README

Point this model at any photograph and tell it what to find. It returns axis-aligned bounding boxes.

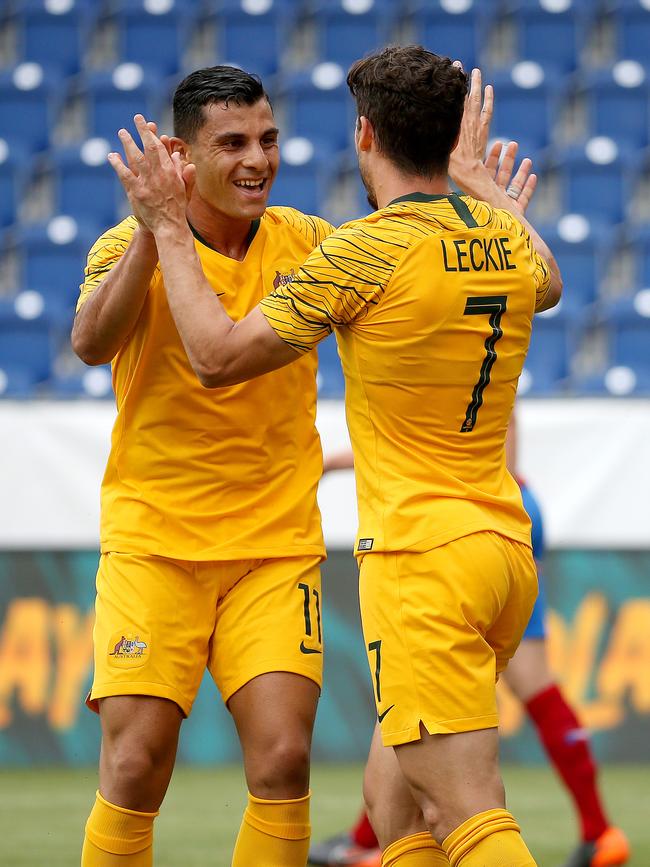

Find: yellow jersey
[260,193,551,555]
[78,208,334,560]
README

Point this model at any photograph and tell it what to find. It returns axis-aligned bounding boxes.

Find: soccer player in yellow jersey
[108,47,563,866]
[72,67,336,867]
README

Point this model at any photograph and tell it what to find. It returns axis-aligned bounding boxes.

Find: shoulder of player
[462,196,527,237]
[263,206,335,248]
[87,215,139,259]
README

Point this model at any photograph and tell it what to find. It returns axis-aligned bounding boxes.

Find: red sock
[351,810,379,849]
[526,684,609,842]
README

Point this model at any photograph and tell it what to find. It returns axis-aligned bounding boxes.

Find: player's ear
[169,137,190,163]
[357,116,374,152]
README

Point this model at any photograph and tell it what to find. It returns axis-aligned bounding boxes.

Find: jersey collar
[388,191,457,206]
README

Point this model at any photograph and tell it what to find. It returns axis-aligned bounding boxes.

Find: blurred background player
[309,422,629,867]
[72,66,337,867]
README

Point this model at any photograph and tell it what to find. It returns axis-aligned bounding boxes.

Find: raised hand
[484,140,537,215]
[448,67,494,190]
[449,68,537,214]
[108,114,196,235]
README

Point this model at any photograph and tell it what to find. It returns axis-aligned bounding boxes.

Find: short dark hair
[173,66,271,141]
[347,45,468,177]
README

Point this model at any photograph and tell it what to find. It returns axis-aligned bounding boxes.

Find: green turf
[0,763,648,866]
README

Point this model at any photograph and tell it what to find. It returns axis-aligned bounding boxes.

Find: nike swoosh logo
[377,704,395,722]
[300,641,322,655]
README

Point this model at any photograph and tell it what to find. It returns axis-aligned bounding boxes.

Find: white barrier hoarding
[1,399,649,549]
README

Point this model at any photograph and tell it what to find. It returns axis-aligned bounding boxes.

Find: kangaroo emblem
[109,636,127,655]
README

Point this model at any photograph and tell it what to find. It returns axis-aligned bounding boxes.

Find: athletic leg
[229,672,319,866]
[82,554,221,866]
[358,536,538,866]
[209,556,324,867]
[82,695,183,866]
[505,639,629,866]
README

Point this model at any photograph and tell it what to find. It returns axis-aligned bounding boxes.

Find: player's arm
[449,68,562,312]
[323,450,354,474]
[149,224,300,386]
[71,227,157,365]
[72,121,168,365]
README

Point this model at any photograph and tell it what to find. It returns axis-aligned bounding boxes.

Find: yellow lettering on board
[597,600,650,714]
[0,599,50,727]
[49,604,94,730]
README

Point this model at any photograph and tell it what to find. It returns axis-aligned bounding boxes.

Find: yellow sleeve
[259,221,400,353]
[494,209,551,312]
[76,217,138,311]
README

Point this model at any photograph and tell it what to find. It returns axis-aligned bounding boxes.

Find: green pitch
[1,764,648,866]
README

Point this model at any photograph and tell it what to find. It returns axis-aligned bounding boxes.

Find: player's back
[334,193,551,554]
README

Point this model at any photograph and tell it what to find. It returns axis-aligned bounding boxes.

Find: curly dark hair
[347,45,469,178]
[173,66,271,142]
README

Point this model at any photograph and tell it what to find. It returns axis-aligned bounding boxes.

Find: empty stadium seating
[310,0,397,69]
[213,0,297,77]
[1,0,649,397]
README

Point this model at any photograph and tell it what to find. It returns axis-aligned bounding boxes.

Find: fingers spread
[496,141,518,188]
[484,141,502,180]
[107,152,133,185]
[134,114,168,167]
[518,173,538,213]
[119,128,145,174]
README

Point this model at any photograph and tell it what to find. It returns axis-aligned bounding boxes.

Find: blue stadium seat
[0,63,64,153]
[626,224,650,288]
[553,139,636,224]
[112,0,198,76]
[520,307,577,394]
[411,0,486,71]
[50,139,124,226]
[604,292,650,373]
[311,0,397,69]
[14,218,99,321]
[488,64,563,149]
[317,335,345,398]
[581,63,650,149]
[538,216,613,312]
[214,0,297,77]
[83,65,165,143]
[282,64,355,152]
[0,139,31,227]
[51,365,114,399]
[506,0,595,73]
[12,0,98,75]
[0,300,56,390]
[269,138,338,216]
[611,0,650,67]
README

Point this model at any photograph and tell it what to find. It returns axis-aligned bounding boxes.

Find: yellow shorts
[359,531,537,747]
[88,553,323,716]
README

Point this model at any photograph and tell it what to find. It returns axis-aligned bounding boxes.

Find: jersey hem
[99,541,326,562]
[86,681,193,717]
[380,713,499,746]
[355,522,531,558]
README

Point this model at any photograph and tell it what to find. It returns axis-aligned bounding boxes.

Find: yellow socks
[382,831,450,865]
[443,809,536,866]
[81,791,158,866]
[231,791,311,866]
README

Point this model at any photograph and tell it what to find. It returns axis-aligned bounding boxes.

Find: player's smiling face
[184,98,279,221]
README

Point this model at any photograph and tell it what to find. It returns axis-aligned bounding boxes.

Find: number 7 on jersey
[460,295,508,433]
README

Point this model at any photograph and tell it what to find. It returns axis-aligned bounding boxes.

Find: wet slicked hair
[173,66,271,142]
[347,45,468,178]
